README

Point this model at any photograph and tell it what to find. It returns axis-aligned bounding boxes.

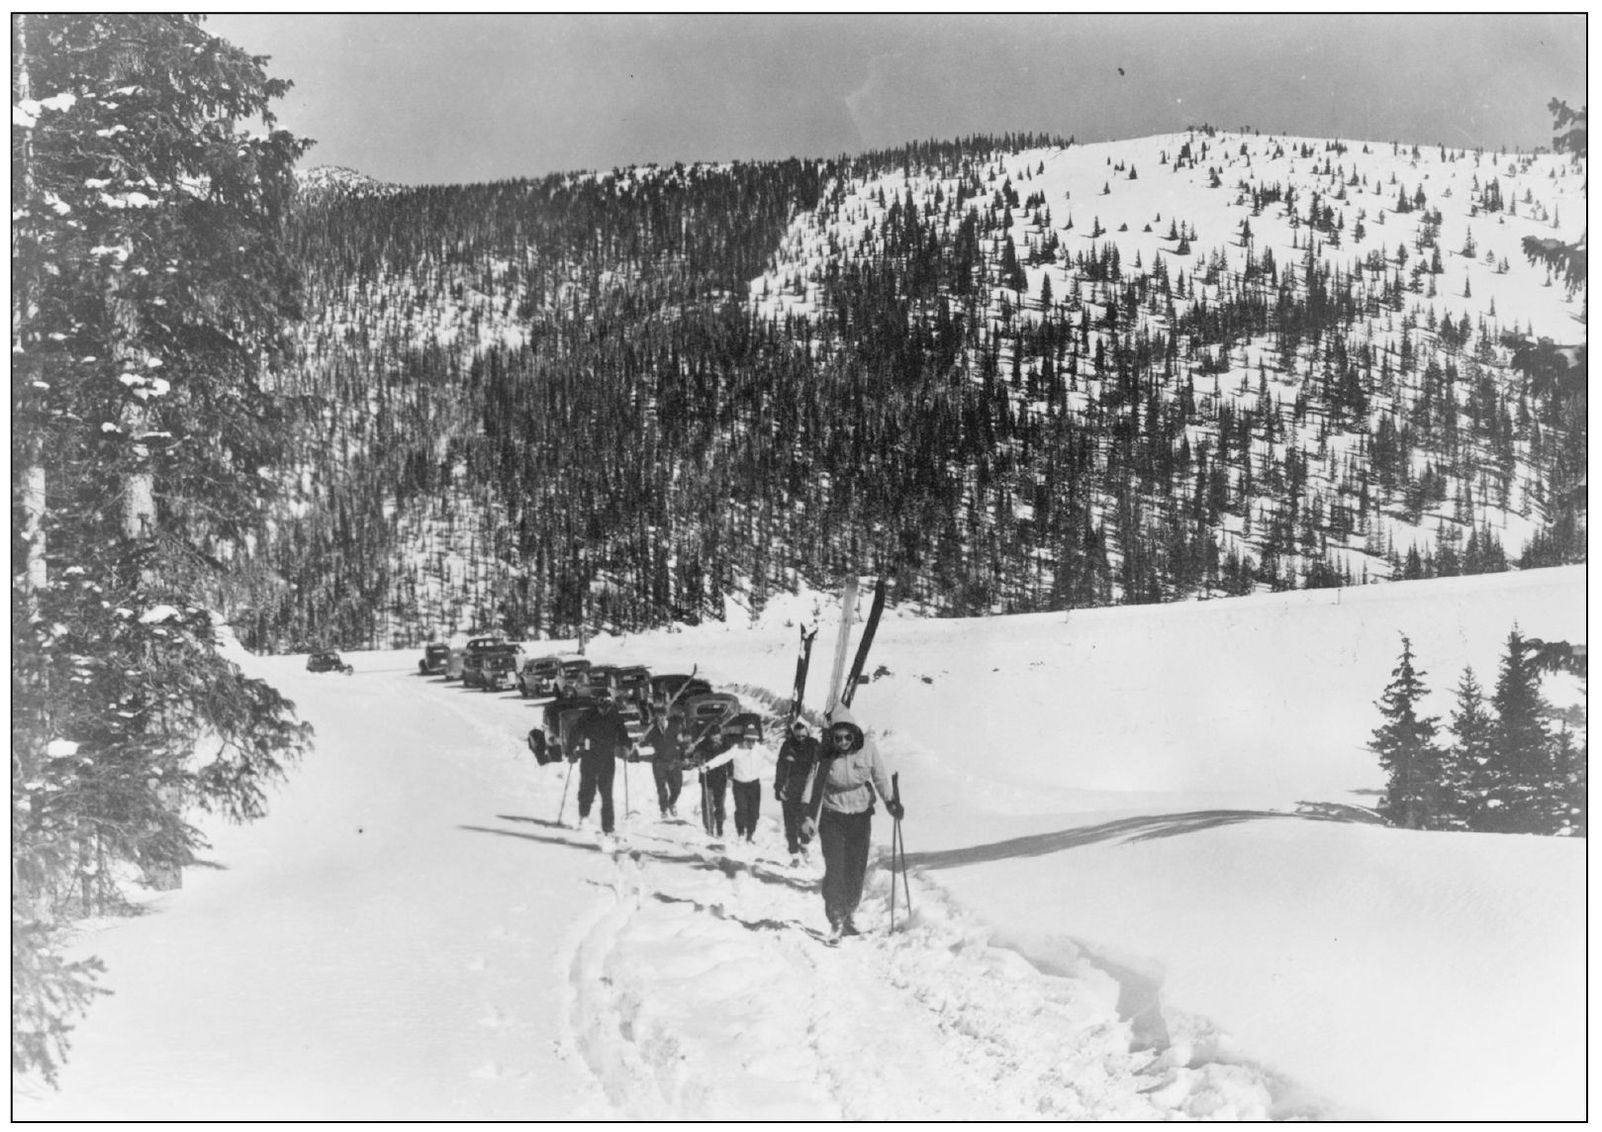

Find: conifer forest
[258,129,1585,651]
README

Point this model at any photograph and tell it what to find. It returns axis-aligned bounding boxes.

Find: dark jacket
[690,730,735,772]
[567,703,632,763]
[775,734,820,801]
[640,715,687,766]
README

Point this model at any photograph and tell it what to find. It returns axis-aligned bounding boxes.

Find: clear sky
[205,13,1586,187]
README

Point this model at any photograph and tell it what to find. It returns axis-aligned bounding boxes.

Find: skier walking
[775,720,820,862]
[567,693,633,838]
[800,707,902,938]
[700,716,769,844]
[639,702,687,819]
[689,725,735,839]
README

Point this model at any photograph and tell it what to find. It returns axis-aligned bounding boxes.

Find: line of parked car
[416,634,762,768]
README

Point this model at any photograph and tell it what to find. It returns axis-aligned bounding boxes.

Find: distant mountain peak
[296,164,400,201]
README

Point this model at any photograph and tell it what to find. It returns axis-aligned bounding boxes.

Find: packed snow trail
[525,808,1320,1120]
[15,656,1316,1120]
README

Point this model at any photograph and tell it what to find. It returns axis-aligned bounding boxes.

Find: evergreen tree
[1444,667,1497,830]
[1370,636,1441,829]
[1550,725,1586,837]
[1485,628,1553,833]
[11,14,313,1083]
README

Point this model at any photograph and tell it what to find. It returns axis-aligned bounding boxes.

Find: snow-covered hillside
[273,130,1583,649]
[13,565,1585,1120]
[750,130,1585,579]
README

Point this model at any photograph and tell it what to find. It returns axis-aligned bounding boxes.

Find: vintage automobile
[464,642,522,690]
[306,649,353,675]
[583,665,621,700]
[418,642,451,676]
[516,655,564,699]
[447,635,503,682]
[608,665,653,723]
[649,673,711,716]
[608,665,652,703]
[556,657,592,697]
[676,692,743,753]
[478,646,524,693]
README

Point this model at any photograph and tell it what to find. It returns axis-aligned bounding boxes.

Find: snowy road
[16,660,1305,1120]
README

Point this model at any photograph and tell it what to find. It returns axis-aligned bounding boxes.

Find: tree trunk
[14,16,47,603]
[21,457,47,594]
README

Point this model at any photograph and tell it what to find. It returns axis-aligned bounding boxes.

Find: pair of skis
[808,574,889,720]
[786,573,890,729]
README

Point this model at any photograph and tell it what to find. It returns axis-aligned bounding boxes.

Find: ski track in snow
[546,806,1322,1119]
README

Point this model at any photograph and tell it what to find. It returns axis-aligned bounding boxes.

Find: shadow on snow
[899,809,1345,871]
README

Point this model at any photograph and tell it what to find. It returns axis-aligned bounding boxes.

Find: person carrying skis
[566,692,632,837]
[700,715,769,844]
[639,701,687,819]
[800,706,902,938]
[775,719,820,861]
[688,723,734,840]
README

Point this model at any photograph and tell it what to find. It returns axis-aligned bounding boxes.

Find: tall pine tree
[1486,628,1553,833]
[1443,667,1496,831]
[12,15,313,1083]
[1370,635,1441,829]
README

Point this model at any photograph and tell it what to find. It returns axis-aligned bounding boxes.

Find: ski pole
[698,763,710,836]
[557,756,576,826]
[890,772,910,930]
[889,827,898,934]
[895,819,911,919]
[622,747,631,818]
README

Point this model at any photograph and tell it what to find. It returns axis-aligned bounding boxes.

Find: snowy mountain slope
[749,130,1584,581]
[14,565,1585,1120]
[268,130,1584,650]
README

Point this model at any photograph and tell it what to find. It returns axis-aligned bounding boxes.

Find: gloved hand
[887,800,905,821]
[800,817,816,843]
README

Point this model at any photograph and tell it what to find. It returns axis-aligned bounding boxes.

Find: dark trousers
[731,778,761,838]
[780,797,808,854]
[651,759,683,812]
[700,765,729,836]
[819,808,873,926]
[577,750,616,834]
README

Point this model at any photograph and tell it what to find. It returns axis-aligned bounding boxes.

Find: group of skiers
[564,693,905,939]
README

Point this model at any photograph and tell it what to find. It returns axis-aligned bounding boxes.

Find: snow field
[15,565,1586,1120]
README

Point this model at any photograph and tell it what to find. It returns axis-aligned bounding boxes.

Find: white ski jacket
[701,742,771,783]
